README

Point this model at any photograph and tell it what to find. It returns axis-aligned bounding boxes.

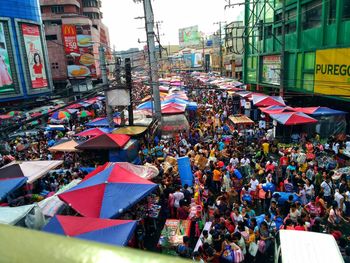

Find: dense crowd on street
[1,73,350,262]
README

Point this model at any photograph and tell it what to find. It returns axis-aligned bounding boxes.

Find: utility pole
[280,0,286,97]
[156,22,162,59]
[99,45,114,129]
[125,58,134,126]
[143,0,161,123]
[219,22,224,76]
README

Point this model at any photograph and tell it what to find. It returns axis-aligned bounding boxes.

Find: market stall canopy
[0,177,27,200]
[252,94,286,107]
[48,140,81,153]
[50,111,71,120]
[38,179,81,218]
[58,163,157,218]
[66,103,83,109]
[162,98,189,105]
[0,224,188,263]
[112,126,148,136]
[229,115,254,125]
[187,102,198,111]
[0,114,13,120]
[82,162,159,182]
[45,125,66,131]
[293,106,347,116]
[85,117,122,127]
[75,128,112,137]
[43,216,137,247]
[76,134,131,150]
[270,112,318,125]
[136,101,153,110]
[0,161,63,183]
[260,105,296,114]
[0,204,45,229]
[161,103,186,114]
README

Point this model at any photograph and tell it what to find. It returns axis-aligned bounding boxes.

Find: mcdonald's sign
[62,24,79,54]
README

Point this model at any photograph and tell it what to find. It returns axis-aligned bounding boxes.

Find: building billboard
[179,26,200,48]
[314,48,350,96]
[0,22,14,94]
[262,55,280,85]
[63,25,96,79]
[21,23,48,89]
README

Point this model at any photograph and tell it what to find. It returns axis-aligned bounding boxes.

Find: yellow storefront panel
[314,48,350,96]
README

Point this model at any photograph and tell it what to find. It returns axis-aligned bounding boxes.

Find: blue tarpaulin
[177,156,193,187]
[0,177,27,200]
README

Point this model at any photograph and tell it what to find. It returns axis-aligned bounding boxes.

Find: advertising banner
[0,22,14,94]
[192,53,203,68]
[63,25,96,79]
[21,23,48,89]
[179,26,200,48]
[262,55,280,85]
[314,48,350,96]
[62,25,79,54]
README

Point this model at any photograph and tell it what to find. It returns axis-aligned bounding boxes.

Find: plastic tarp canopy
[82,162,159,181]
[85,117,122,127]
[187,102,198,111]
[229,115,254,125]
[136,101,153,110]
[58,163,157,218]
[112,126,148,136]
[161,103,186,114]
[0,177,27,200]
[259,105,296,114]
[38,179,81,217]
[75,128,112,137]
[45,125,66,131]
[0,161,63,184]
[177,157,193,187]
[252,94,286,107]
[0,224,188,263]
[76,134,131,150]
[43,215,137,247]
[48,140,81,153]
[162,98,189,105]
[161,114,189,135]
[293,106,347,116]
[269,112,318,125]
[0,204,45,229]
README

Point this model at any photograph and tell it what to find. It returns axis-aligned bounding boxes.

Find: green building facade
[243,0,350,100]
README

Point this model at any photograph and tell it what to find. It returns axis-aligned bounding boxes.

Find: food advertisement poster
[63,24,96,79]
[21,23,48,89]
[0,22,15,94]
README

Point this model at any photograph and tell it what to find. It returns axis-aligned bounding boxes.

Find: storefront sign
[262,55,281,85]
[314,48,350,96]
[0,22,15,94]
[21,23,48,89]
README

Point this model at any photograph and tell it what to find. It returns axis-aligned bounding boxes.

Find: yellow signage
[314,48,350,96]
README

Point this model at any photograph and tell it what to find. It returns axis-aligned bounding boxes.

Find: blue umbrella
[0,177,27,200]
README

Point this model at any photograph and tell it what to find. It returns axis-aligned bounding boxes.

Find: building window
[264,25,272,38]
[286,22,296,34]
[343,0,350,19]
[83,12,100,19]
[46,35,57,41]
[304,52,315,70]
[274,26,282,36]
[303,74,314,91]
[302,0,322,29]
[329,0,337,23]
[51,5,64,14]
[82,0,98,7]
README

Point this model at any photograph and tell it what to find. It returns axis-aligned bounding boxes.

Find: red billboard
[62,25,79,54]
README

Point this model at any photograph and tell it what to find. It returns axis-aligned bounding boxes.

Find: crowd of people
[1,73,350,262]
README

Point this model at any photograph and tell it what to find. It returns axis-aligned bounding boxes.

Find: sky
[101,0,244,51]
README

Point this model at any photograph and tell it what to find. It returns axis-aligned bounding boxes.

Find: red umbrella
[269,112,318,125]
[252,94,286,107]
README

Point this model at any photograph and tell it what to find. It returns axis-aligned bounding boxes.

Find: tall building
[243,0,350,105]
[40,0,111,93]
[0,0,53,103]
[224,21,244,79]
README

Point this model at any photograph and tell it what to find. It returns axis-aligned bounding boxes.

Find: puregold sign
[314,48,350,96]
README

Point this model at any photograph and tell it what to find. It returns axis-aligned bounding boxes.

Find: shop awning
[229,115,254,125]
[48,140,81,153]
[252,94,286,107]
[293,106,347,116]
[76,134,131,150]
[269,112,318,125]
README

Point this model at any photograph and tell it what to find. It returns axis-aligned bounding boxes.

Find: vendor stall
[158,219,191,255]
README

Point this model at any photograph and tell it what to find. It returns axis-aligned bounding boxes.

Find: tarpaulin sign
[177,156,193,187]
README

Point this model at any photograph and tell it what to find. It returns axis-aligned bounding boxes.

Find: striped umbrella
[7,111,23,117]
[78,110,93,118]
[51,111,71,120]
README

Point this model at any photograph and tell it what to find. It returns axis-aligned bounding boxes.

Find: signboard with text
[62,25,79,54]
[262,55,281,86]
[179,26,200,48]
[0,22,15,94]
[314,48,350,96]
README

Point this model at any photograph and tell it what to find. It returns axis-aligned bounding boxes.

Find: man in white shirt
[321,177,333,205]
[249,175,259,192]
[334,188,345,212]
[230,155,239,167]
[173,186,185,208]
